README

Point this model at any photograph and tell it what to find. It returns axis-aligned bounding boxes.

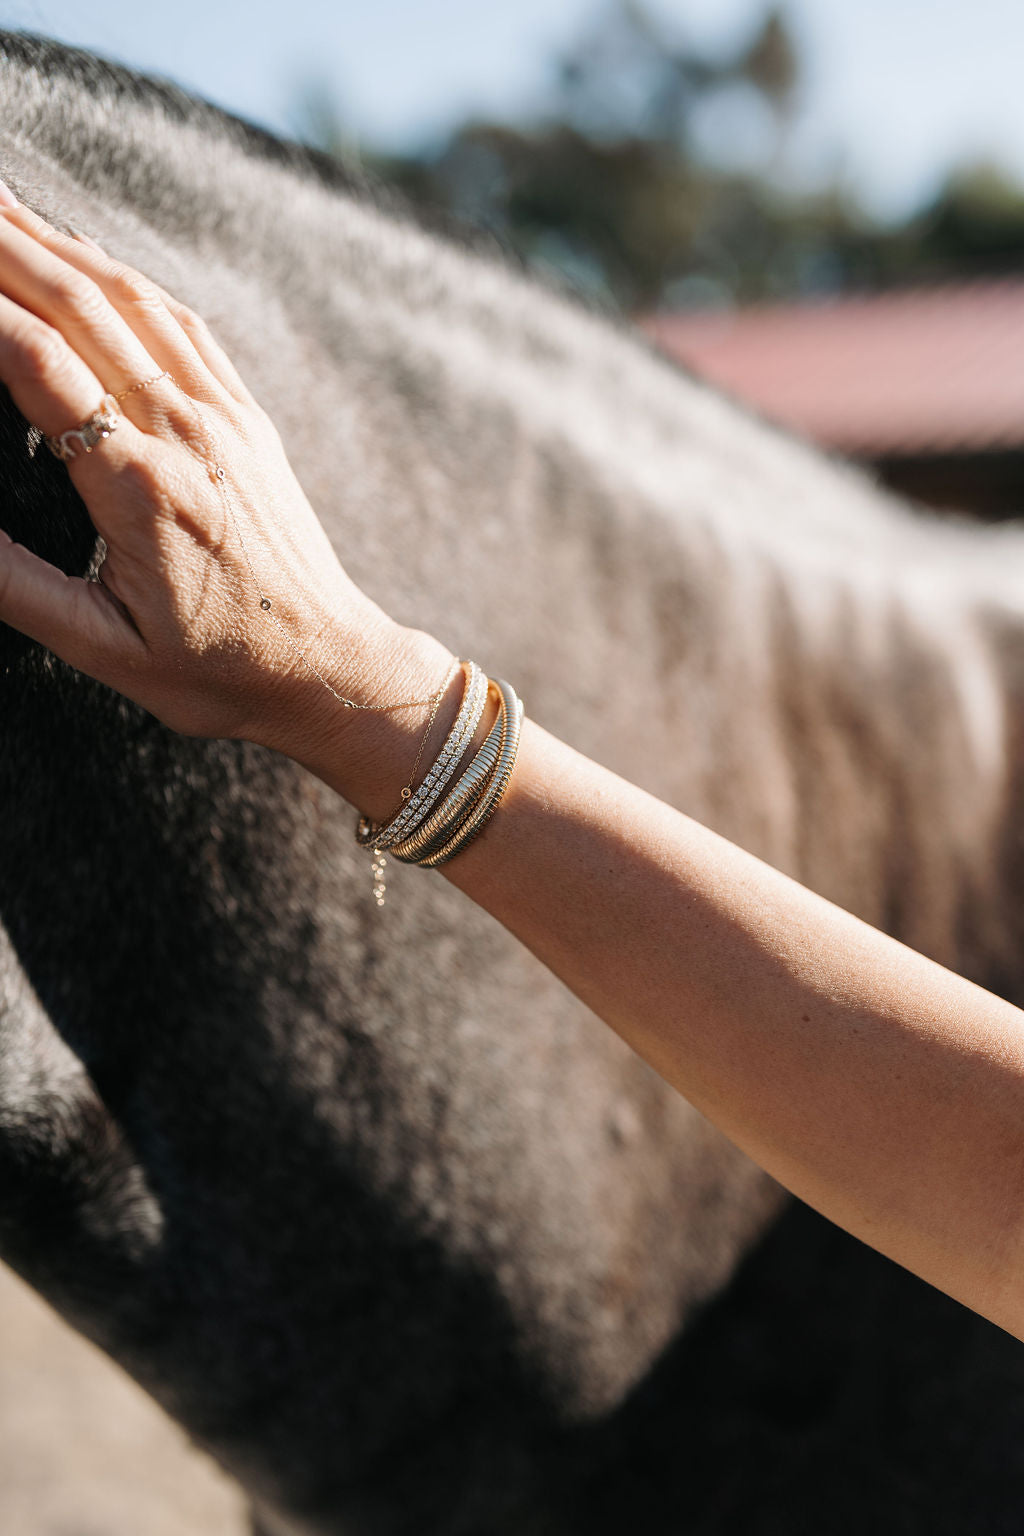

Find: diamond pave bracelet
[355,660,488,852]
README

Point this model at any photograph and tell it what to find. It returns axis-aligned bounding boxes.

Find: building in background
[642,280,1024,521]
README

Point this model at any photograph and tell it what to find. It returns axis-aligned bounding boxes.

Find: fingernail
[0,177,18,209]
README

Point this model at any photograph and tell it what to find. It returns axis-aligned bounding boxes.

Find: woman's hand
[0,195,457,812]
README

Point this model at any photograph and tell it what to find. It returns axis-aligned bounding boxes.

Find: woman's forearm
[423,718,1024,1341]
[291,656,1024,1338]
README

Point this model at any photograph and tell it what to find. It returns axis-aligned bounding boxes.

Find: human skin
[0,193,1022,1343]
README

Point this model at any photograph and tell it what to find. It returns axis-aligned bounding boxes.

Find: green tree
[294,4,1024,311]
[298,1,802,310]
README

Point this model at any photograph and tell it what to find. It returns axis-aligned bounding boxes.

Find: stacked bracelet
[395,679,523,867]
[389,689,505,863]
[355,660,524,891]
[355,660,488,850]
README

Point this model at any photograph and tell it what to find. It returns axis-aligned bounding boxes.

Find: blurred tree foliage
[296,1,1024,313]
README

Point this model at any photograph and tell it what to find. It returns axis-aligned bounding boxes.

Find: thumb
[0,529,139,678]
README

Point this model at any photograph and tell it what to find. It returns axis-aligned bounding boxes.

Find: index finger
[0,288,148,495]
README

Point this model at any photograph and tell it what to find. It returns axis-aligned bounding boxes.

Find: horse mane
[0,30,598,320]
[0,31,368,195]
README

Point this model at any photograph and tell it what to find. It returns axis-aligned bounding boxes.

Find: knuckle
[46,268,102,318]
[249,400,277,440]
[109,267,163,316]
[214,393,270,448]
[17,322,70,384]
[175,302,212,340]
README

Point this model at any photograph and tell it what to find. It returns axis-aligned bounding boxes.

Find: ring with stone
[44,393,120,462]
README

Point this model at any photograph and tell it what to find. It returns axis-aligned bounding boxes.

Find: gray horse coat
[2,33,1024,1536]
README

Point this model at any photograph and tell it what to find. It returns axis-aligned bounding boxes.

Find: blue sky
[4,0,1024,222]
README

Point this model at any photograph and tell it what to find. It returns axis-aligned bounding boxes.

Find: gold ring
[44,394,119,462]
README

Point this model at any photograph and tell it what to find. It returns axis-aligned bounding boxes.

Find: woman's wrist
[248,610,463,820]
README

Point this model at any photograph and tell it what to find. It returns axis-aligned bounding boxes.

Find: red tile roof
[641,279,1024,457]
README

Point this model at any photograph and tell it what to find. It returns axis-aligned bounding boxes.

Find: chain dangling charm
[371,850,388,907]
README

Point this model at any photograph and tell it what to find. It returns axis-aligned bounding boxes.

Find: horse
[2,31,1024,1536]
